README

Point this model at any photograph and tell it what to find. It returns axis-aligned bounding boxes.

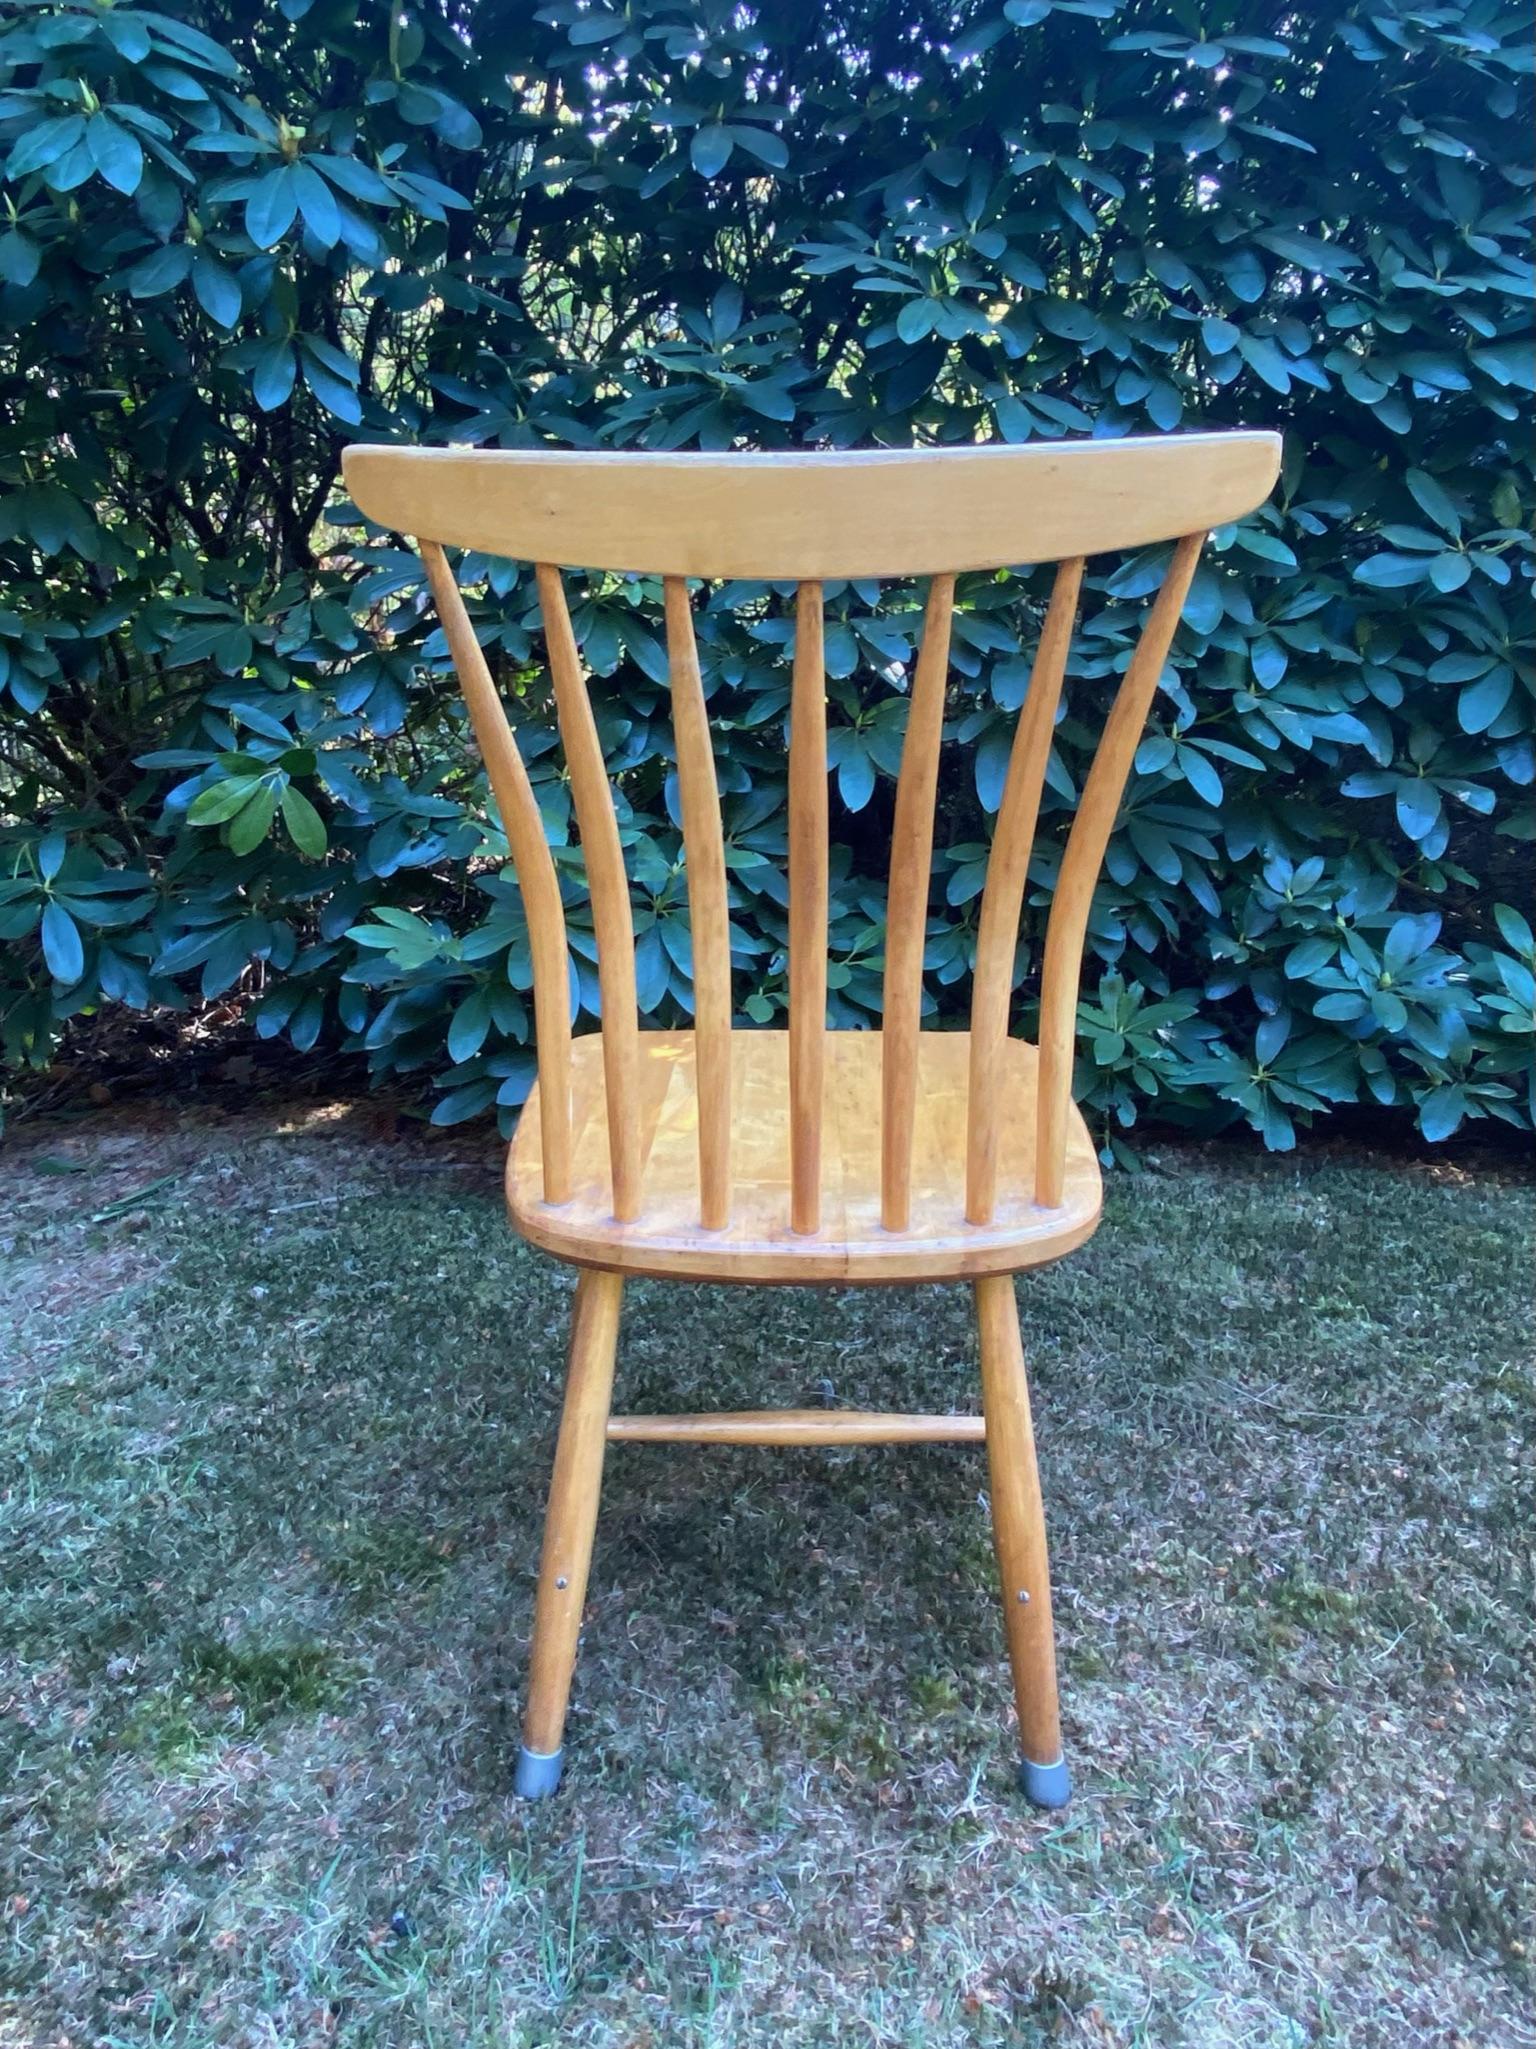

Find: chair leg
[513,1267,624,1799]
[974,1273,1070,1809]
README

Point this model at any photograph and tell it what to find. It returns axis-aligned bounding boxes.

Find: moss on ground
[0,1107,1530,2046]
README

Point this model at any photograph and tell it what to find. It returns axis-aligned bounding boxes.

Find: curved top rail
[341,434,1281,580]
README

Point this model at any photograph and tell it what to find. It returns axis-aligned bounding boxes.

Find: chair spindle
[1034,531,1206,1206]
[420,541,572,1206]
[880,573,956,1233]
[965,557,1085,1226]
[536,562,643,1223]
[663,577,732,1230]
[788,580,828,1235]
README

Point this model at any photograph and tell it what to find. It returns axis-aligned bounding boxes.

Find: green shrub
[1,0,1531,1152]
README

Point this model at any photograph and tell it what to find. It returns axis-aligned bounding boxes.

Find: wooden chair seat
[507,1029,1102,1285]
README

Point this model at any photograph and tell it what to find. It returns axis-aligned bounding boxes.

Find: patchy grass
[0,1107,1530,2048]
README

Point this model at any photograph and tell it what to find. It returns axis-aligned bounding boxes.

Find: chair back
[343,436,1280,1231]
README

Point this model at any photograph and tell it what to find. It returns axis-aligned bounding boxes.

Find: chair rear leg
[514,1267,624,1798]
[974,1273,1070,1809]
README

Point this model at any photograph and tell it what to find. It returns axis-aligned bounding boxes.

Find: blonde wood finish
[663,577,732,1229]
[520,1267,624,1758]
[966,557,1084,1226]
[536,564,642,1222]
[1034,532,1205,1207]
[344,435,1283,1798]
[606,1410,986,1446]
[344,436,1280,580]
[788,581,828,1235]
[881,574,956,1232]
[419,543,573,1205]
[975,1274,1063,1772]
[508,1029,1101,1284]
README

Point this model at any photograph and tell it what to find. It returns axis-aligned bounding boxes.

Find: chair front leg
[514,1267,625,1799]
[974,1273,1070,1809]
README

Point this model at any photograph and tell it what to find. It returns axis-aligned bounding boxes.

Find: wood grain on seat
[507,1029,1101,1285]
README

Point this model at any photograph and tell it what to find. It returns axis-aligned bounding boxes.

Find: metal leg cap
[1018,1754,1071,1810]
[513,1745,564,1799]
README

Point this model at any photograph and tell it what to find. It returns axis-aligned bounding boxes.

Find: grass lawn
[2,1105,1530,2048]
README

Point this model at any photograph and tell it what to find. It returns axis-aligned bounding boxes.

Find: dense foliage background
[1,0,1531,1152]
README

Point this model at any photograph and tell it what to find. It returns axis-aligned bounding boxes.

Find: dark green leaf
[896,298,935,343]
[252,341,297,411]
[1458,667,1514,734]
[0,232,41,286]
[1395,781,1441,841]
[1493,904,1534,955]
[40,901,84,984]
[301,351,362,423]
[7,114,85,178]
[191,251,242,328]
[128,242,194,297]
[229,783,278,855]
[1353,553,1430,589]
[731,125,788,170]
[691,126,733,178]
[188,775,263,824]
[292,161,340,247]
[1404,467,1461,539]
[1183,116,1227,156]
[1417,1084,1466,1142]
[280,784,328,856]
[85,115,144,195]
[1238,334,1291,393]
[246,165,299,248]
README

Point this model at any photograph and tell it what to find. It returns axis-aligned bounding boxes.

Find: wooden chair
[342,434,1281,1807]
